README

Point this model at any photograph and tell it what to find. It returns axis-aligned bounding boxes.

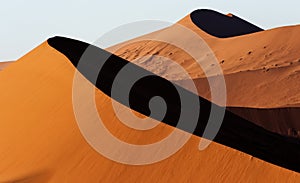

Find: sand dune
[49,36,300,172]
[0,9,300,182]
[109,10,300,108]
[106,10,300,140]
[190,9,263,38]
[0,38,299,182]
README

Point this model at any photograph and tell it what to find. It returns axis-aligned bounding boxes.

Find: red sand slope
[0,41,299,182]
[106,12,300,138]
[109,14,300,108]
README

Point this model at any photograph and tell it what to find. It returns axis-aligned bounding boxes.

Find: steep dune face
[0,40,299,182]
[175,70,300,137]
[106,10,300,138]
[48,37,300,173]
[228,107,300,138]
[108,10,300,108]
[190,9,264,38]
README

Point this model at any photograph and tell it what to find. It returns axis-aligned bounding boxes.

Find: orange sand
[0,41,299,182]
[0,61,13,71]
[109,14,300,108]
[105,13,300,138]
[1,10,300,182]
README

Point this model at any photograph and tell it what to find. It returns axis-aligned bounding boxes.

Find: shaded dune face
[190,9,263,38]
[176,75,300,138]
[48,36,300,173]
[107,9,300,139]
[228,107,300,138]
[110,11,300,108]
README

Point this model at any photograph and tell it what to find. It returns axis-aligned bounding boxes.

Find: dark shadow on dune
[176,77,300,139]
[228,107,300,138]
[48,36,300,172]
[190,9,264,38]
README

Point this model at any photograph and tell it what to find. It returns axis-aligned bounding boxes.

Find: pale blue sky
[1,0,300,61]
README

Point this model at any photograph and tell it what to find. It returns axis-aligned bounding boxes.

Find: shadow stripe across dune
[48,36,300,172]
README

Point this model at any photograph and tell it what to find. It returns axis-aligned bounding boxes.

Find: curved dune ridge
[48,36,300,172]
[0,37,299,182]
[190,9,264,38]
[107,9,300,138]
[0,9,300,182]
[108,9,300,108]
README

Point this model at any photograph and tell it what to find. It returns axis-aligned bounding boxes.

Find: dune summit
[109,9,300,139]
[190,9,264,38]
[0,9,300,182]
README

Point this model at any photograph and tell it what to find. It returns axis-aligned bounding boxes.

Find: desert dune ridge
[48,36,300,173]
[0,9,300,182]
[107,10,300,109]
[0,39,298,182]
